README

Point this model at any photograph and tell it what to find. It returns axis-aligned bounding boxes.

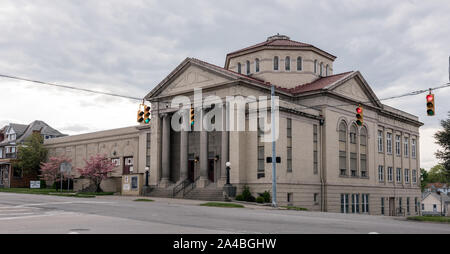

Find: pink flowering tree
[77,154,114,193]
[40,156,72,184]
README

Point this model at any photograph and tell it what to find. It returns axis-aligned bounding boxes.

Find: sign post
[59,162,72,192]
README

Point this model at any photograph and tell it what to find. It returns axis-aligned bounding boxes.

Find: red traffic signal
[356,106,364,126]
[426,94,435,116]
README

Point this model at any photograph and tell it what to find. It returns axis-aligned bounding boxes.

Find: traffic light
[426,93,435,116]
[190,107,195,126]
[137,109,144,123]
[356,106,363,126]
[144,105,151,124]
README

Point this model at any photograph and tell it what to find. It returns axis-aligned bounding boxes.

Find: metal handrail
[172,178,191,198]
[183,176,200,196]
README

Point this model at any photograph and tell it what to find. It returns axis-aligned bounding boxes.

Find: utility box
[122,173,143,196]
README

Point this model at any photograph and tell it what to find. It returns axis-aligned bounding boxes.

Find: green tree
[427,164,448,183]
[434,111,450,182]
[13,133,48,175]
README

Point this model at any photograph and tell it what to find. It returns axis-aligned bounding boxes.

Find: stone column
[160,114,171,187]
[219,103,228,187]
[198,109,209,188]
[179,129,188,182]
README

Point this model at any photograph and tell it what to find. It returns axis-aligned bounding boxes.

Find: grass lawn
[200,202,244,208]
[0,188,113,197]
[407,216,450,223]
[134,199,154,202]
[282,206,308,211]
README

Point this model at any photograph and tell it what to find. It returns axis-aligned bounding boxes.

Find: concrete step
[144,188,174,198]
[184,188,225,201]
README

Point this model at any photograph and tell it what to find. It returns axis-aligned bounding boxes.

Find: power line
[1,72,449,113]
[0,74,143,101]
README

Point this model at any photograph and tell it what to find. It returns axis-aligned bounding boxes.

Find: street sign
[30,181,40,189]
[60,162,72,173]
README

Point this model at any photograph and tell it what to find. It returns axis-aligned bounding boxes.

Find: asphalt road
[0,192,448,234]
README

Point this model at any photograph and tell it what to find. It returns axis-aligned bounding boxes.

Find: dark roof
[147,57,354,99]
[0,121,66,146]
[288,71,355,94]
[228,36,313,56]
[9,123,28,136]
[226,34,337,64]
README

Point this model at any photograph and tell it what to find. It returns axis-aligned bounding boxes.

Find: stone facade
[44,126,143,192]
[143,35,422,216]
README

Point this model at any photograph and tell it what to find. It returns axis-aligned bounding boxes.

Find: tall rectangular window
[287,118,292,172]
[404,137,409,157]
[341,194,349,213]
[395,135,401,156]
[412,169,417,184]
[381,198,385,215]
[399,197,403,213]
[387,167,393,182]
[146,133,151,167]
[405,169,410,183]
[407,197,410,214]
[313,124,318,175]
[378,130,383,153]
[386,133,392,154]
[414,197,418,213]
[396,168,402,183]
[412,139,416,158]
[257,121,265,178]
[360,154,367,177]
[362,194,369,213]
[352,194,360,213]
[350,153,357,176]
[378,165,384,182]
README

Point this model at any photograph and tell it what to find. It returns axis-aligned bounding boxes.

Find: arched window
[285,56,290,71]
[297,57,302,71]
[237,63,241,74]
[360,127,368,177]
[246,60,250,75]
[273,56,279,71]
[326,64,329,76]
[339,122,347,176]
[350,124,357,177]
[314,59,317,74]
[320,62,323,76]
[255,58,260,73]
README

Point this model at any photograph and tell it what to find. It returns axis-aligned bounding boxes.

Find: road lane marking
[14,201,115,208]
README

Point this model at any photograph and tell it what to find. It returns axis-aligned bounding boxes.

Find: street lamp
[145,167,150,187]
[225,162,231,185]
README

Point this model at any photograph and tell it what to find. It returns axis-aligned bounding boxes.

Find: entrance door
[188,160,195,182]
[389,197,395,216]
[123,157,134,175]
[208,159,215,182]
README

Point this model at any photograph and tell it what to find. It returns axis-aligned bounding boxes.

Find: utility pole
[271,84,277,208]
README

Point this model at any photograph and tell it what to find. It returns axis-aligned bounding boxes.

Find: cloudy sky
[0,0,449,169]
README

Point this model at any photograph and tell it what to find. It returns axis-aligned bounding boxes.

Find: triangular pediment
[329,72,381,107]
[146,58,237,99]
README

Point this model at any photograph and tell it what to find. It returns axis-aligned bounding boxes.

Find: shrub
[256,196,265,203]
[241,185,256,202]
[40,180,47,189]
[260,191,271,203]
[235,194,244,201]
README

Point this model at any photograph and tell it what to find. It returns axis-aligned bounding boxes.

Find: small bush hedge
[256,196,265,203]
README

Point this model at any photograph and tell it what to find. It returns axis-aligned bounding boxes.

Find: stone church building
[45,34,422,216]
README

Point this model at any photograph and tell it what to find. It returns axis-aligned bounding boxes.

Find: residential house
[421,192,450,216]
[0,120,66,188]
[425,183,450,195]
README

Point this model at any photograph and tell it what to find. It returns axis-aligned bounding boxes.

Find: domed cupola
[225,34,337,89]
